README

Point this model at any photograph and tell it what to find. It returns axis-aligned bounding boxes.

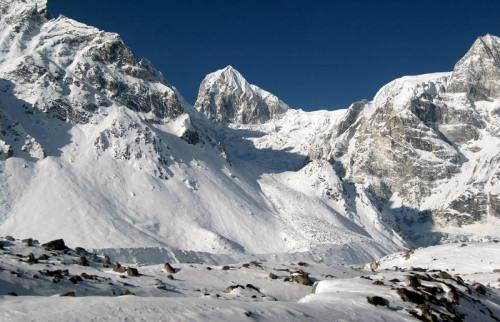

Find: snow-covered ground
[0,237,499,321]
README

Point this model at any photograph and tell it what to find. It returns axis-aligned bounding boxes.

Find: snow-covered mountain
[194,65,288,124]
[0,0,499,262]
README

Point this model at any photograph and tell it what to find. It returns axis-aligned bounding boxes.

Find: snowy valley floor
[0,237,499,321]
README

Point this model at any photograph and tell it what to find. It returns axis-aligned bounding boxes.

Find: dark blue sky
[50,0,500,110]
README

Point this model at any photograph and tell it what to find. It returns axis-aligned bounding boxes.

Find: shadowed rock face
[194,66,288,124]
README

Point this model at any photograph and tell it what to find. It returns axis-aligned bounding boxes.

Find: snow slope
[0,0,499,263]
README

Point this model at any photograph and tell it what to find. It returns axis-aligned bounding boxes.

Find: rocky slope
[0,0,498,261]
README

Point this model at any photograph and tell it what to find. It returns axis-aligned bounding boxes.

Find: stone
[163,263,175,274]
[245,284,260,292]
[79,256,89,266]
[69,275,83,284]
[291,272,313,286]
[75,247,88,255]
[26,253,38,264]
[22,238,34,246]
[367,296,390,306]
[37,254,49,261]
[112,263,127,274]
[406,275,421,288]
[268,272,278,280]
[103,255,111,267]
[397,288,426,305]
[42,239,67,251]
[126,267,139,277]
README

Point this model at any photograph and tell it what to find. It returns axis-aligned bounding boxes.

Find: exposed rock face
[194,66,288,124]
[447,34,500,100]
[0,0,183,124]
[322,35,500,237]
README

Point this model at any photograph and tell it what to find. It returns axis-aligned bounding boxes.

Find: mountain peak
[447,34,500,99]
[194,66,288,124]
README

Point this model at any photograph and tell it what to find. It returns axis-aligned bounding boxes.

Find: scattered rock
[404,249,415,260]
[163,263,175,274]
[225,284,245,293]
[367,296,390,306]
[26,253,38,264]
[397,288,426,305]
[22,238,34,246]
[5,236,15,241]
[42,239,68,251]
[167,274,174,280]
[291,271,313,286]
[438,271,453,280]
[7,292,18,296]
[297,261,309,267]
[406,275,421,288]
[369,261,379,271]
[37,254,49,261]
[81,272,97,280]
[75,247,88,255]
[222,266,231,271]
[473,283,487,295]
[79,256,89,267]
[60,291,76,297]
[39,269,69,279]
[126,267,139,277]
[268,272,278,280]
[69,275,83,284]
[372,280,385,286]
[246,284,260,292]
[112,263,127,274]
[103,255,111,267]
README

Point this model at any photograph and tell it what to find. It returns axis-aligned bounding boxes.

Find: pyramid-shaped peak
[195,66,288,124]
[447,33,500,99]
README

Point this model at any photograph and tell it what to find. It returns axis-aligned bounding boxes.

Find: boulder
[75,247,88,255]
[127,267,139,277]
[37,254,49,261]
[268,272,278,280]
[42,239,67,251]
[367,296,390,306]
[79,256,89,266]
[112,263,127,274]
[397,288,426,305]
[26,253,38,264]
[163,263,175,274]
[22,238,34,246]
[291,271,313,286]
